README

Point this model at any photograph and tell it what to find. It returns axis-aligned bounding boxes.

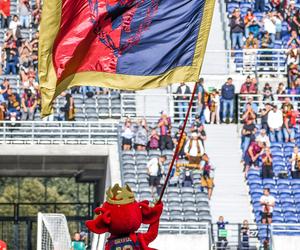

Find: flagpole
[158,81,199,203]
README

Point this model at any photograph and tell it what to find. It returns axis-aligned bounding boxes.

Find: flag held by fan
[39,0,215,116]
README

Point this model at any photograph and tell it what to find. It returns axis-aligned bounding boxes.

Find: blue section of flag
[116,0,205,76]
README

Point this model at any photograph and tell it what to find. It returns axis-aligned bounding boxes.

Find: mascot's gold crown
[106,184,135,205]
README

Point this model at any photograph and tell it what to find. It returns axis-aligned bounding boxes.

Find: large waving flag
[39,0,215,116]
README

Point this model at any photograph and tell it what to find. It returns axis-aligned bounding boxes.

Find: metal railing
[0,121,119,144]
[238,94,300,124]
[120,93,200,122]
[140,222,210,234]
[233,49,287,76]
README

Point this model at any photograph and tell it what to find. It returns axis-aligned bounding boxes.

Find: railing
[271,223,300,236]
[140,222,210,235]
[120,93,200,123]
[211,223,262,250]
[201,49,287,76]
[233,49,287,76]
[0,121,119,144]
[238,94,300,124]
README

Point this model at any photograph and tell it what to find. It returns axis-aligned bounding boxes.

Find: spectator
[221,77,235,123]
[276,82,286,95]
[134,118,148,151]
[241,220,250,250]
[4,42,18,75]
[240,76,257,94]
[147,155,166,198]
[281,97,294,117]
[244,32,259,49]
[184,132,205,167]
[5,87,21,121]
[173,125,187,159]
[283,109,296,143]
[261,147,274,179]
[245,96,259,113]
[8,15,21,39]
[244,140,264,176]
[287,30,300,47]
[274,12,283,41]
[242,103,256,122]
[201,154,215,200]
[229,8,244,50]
[260,188,275,224]
[286,44,300,85]
[0,0,10,28]
[0,78,10,101]
[0,103,7,121]
[255,0,265,12]
[60,93,75,121]
[197,78,205,123]
[260,103,272,131]
[157,111,173,150]
[182,169,193,187]
[241,118,256,159]
[292,9,300,35]
[256,128,271,148]
[71,232,85,250]
[290,146,300,179]
[262,83,274,102]
[21,89,37,120]
[267,105,283,142]
[121,118,134,150]
[261,31,273,49]
[19,40,33,75]
[175,82,191,121]
[263,13,276,44]
[210,89,220,124]
[149,128,159,150]
[244,10,260,38]
[32,3,42,28]
[217,216,229,250]
[19,0,30,28]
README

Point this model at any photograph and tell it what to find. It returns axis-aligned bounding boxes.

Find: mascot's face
[86,200,160,235]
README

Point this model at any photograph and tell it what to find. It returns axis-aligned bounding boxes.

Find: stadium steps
[205,124,254,223]
[201,0,228,75]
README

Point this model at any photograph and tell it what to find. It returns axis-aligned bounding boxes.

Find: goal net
[37,213,71,250]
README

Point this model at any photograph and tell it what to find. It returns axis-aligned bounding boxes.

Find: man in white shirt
[184,132,205,167]
[147,155,167,198]
[260,188,276,224]
[267,105,283,142]
[263,12,276,44]
[256,129,271,147]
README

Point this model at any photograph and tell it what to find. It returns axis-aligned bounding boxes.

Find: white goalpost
[37,213,72,250]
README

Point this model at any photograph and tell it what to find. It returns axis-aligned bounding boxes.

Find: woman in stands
[261,147,274,179]
[121,118,134,150]
[134,118,148,151]
[289,146,300,179]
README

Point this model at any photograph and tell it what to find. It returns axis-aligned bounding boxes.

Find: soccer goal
[37,213,72,250]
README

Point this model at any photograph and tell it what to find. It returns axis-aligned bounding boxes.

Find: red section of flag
[52,0,121,83]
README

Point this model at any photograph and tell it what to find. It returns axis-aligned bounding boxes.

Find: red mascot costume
[86,184,163,250]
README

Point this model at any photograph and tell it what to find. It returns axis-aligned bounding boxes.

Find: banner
[39,0,215,116]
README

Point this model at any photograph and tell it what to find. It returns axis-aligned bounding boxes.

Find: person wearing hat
[184,132,205,167]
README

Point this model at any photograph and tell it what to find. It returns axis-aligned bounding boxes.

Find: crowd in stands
[227,0,300,84]
[121,111,215,200]
[241,95,298,176]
